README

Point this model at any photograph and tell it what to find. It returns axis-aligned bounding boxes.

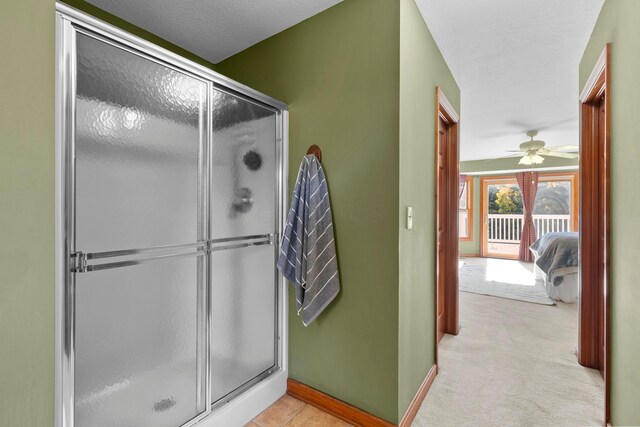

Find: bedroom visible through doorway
[421,1,609,425]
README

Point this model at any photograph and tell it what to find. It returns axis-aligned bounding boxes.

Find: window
[533,173,578,234]
[459,176,473,240]
[479,172,578,259]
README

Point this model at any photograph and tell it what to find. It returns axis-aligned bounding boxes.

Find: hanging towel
[277,155,340,326]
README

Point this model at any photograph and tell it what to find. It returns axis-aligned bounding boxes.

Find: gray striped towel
[277,155,340,326]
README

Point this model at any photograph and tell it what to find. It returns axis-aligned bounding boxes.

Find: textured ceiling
[416,0,604,161]
[86,0,342,63]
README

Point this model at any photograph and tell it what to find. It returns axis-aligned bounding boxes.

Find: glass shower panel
[74,32,207,253]
[74,256,204,427]
[67,21,284,426]
[210,244,276,403]
[210,89,277,239]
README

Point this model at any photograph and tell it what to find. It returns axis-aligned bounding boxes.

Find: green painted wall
[460,156,578,175]
[398,0,460,417]
[581,1,640,424]
[0,0,55,426]
[459,176,481,256]
[61,0,217,70]
[217,0,401,422]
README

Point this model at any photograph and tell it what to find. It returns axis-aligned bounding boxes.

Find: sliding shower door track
[210,365,279,411]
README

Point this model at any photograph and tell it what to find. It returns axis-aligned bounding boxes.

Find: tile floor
[246,395,353,427]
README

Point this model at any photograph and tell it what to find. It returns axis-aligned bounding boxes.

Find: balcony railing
[487,214,572,243]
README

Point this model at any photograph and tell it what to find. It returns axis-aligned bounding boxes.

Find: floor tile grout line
[279,401,307,426]
[250,398,307,427]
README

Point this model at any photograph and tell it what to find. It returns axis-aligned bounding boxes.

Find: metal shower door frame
[54,4,289,427]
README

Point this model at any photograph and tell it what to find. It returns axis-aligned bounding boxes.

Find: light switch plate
[406,206,413,229]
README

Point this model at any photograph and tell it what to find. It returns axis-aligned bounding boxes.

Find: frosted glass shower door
[210,89,279,404]
[72,31,208,427]
[210,244,277,403]
[74,257,205,427]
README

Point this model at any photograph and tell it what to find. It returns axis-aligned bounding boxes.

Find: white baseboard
[197,370,287,427]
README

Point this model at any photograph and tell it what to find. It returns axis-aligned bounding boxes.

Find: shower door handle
[70,235,274,273]
[70,241,208,273]
[206,234,274,253]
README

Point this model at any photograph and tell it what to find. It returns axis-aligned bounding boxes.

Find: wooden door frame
[578,44,610,426]
[434,87,460,367]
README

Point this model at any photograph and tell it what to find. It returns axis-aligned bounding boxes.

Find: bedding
[530,232,579,303]
[530,232,579,286]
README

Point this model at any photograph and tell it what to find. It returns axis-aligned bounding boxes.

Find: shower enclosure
[55,5,288,427]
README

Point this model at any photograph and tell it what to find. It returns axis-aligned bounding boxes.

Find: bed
[529,232,579,303]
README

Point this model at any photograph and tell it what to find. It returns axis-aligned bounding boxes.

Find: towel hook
[306,145,322,163]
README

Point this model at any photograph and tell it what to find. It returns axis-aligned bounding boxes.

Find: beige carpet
[414,290,604,426]
[459,258,555,306]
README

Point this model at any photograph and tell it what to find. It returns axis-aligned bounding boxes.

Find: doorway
[435,87,460,353]
[579,44,611,424]
[480,176,521,259]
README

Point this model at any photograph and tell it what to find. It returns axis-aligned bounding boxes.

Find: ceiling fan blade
[542,152,579,159]
[505,150,523,153]
[545,145,579,151]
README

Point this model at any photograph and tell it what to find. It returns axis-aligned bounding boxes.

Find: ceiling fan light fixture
[518,154,544,166]
[507,131,572,166]
[531,154,545,164]
[518,155,533,165]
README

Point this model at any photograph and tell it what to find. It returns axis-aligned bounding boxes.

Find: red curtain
[516,172,539,262]
[459,174,468,199]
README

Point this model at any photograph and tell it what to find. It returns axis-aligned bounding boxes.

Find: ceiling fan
[505,131,579,165]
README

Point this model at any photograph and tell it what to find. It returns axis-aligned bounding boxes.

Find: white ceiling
[416,0,604,161]
[86,0,342,63]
